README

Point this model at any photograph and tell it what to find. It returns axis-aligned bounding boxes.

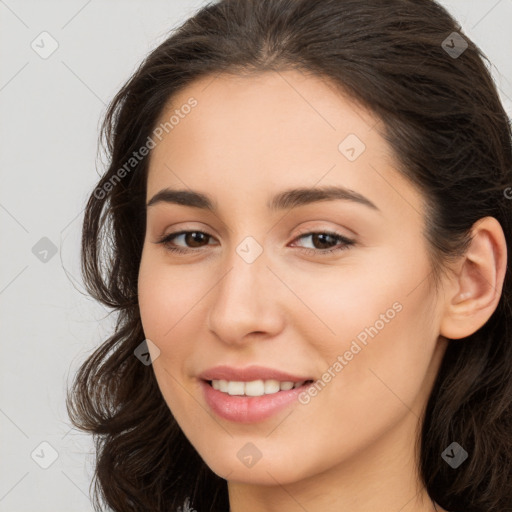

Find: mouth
[200,378,315,423]
[205,379,315,397]
[197,365,316,422]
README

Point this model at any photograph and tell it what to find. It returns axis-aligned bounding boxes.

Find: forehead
[146,70,424,220]
[151,69,380,162]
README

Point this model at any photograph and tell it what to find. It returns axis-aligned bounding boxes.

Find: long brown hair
[67,1,512,510]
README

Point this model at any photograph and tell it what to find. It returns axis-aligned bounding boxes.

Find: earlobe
[439,216,507,340]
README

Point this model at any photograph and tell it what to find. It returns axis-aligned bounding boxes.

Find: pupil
[187,232,207,247]
[313,233,335,249]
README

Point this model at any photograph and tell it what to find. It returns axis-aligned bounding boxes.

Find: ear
[439,216,508,340]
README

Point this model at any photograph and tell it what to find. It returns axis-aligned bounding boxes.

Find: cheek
[138,253,206,419]
[138,251,205,342]
[138,256,196,390]
[282,249,421,352]
[289,246,438,401]
[279,267,439,475]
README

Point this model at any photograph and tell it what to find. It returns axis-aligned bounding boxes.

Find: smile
[201,379,315,423]
[210,379,311,396]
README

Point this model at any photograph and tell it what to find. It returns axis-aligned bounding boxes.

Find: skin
[137,69,507,512]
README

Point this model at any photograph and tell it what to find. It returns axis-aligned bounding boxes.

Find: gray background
[1,1,511,510]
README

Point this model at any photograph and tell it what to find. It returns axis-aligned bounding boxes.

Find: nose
[206,244,285,346]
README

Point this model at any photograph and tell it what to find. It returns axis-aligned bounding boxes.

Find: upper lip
[198,365,313,382]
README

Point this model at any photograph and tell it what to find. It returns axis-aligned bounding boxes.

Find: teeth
[210,379,307,397]
[264,379,280,394]
[245,380,265,396]
[227,381,245,395]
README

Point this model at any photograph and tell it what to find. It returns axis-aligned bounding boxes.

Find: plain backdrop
[1,1,511,510]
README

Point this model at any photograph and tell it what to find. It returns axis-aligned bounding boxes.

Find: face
[138,70,448,486]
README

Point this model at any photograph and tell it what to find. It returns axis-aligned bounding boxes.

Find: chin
[198,445,316,486]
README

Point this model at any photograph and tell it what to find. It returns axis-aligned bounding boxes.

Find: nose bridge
[207,238,282,342]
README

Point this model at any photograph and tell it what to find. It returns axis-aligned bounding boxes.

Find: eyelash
[155,229,355,257]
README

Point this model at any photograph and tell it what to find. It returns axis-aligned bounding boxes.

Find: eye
[290,230,355,256]
[156,230,217,254]
[155,229,355,256]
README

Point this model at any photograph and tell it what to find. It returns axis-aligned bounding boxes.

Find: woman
[67,0,512,511]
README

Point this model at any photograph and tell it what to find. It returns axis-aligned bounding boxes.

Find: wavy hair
[66,0,512,511]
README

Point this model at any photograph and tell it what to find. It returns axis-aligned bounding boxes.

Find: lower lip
[200,380,310,423]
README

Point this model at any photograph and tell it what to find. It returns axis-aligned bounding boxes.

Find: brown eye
[156,230,217,254]
[307,233,339,250]
[182,231,210,247]
[291,231,355,256]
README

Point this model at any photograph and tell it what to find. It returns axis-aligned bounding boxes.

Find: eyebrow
[146,185,380,212]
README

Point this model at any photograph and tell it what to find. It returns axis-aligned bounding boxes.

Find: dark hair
[66,0,512,511]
